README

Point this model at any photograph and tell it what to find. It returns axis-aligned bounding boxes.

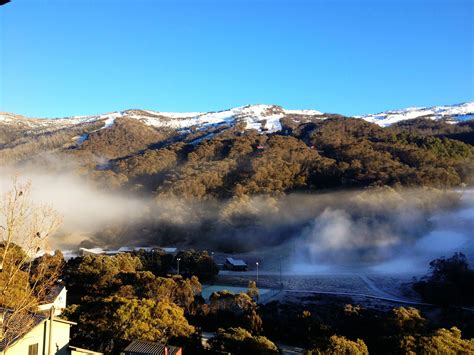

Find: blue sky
[0,0,472,117]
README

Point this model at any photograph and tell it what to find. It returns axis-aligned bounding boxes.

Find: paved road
[358,275,411,301]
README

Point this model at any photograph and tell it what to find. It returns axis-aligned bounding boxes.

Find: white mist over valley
[1,166,472,277]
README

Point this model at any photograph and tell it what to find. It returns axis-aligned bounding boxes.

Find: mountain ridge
[1,102,474,197]
[1,102,473,134]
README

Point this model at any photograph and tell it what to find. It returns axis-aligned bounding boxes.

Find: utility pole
[48,306,55,355]
[279,258,282,287]
[256,261,259,284]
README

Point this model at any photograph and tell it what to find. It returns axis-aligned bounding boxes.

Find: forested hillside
[92,117,474,197]
[1,110,473,199]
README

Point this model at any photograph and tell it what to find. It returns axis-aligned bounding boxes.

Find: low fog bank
[0,167,151,249]
[289,189,474,275]
[1,164,472,276]
[369,189,474,274]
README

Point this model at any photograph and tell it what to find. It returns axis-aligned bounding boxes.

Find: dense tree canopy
[64,116,473,197]
[174,249,219,282]
[209,327,279,355]
[63,254,200,353]
[401,327,474,354]
[414,253,474,306]
[110,296,195,343]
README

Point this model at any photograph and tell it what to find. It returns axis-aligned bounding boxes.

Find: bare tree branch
[0,177,62,350]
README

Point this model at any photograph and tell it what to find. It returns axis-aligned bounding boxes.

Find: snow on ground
[127,105,288,133]
[100,112,122,129]
[1,105,321,135]
[358,102,474,127]
[238,105,284,132]
[3,103,473,135]
[0,113,14,123]
[283,108,323,116]
[144,110,202,118]
[141,108,236,130]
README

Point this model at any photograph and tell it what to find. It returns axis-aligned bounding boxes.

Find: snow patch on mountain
[101,105,324,133]
[143,110,202,119]
[100,112,123,129]
[284,109,323,116]
[358,102,474,127]
[0,113,15,123]
[116,105,288,133]
[2,103,472,137]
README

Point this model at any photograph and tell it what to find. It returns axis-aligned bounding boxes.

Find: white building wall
[1,319,71,355]
[48,320,71,355]
[38,288,68,316]
[1,321,46,355]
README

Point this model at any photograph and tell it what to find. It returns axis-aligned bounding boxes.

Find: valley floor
[206,271,474,314]
[209,271,415,304]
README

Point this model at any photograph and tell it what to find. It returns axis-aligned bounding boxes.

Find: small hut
[224,257,248,271]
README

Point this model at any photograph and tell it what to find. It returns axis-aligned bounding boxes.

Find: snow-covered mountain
[357,102,474,127]
[1,103,473,136]
[117,104,323,133]
[0,104,323,135]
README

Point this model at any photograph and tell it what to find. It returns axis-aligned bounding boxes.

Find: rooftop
[225,257,247,266]
[40,284,66,305]
[123,340,181,355]
[0,309,46,352]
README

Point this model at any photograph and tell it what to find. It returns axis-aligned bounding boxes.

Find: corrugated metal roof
[123,340,180,355]
[69,345,103,354]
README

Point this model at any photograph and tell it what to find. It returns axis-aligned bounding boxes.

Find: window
[28,343,38,355]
